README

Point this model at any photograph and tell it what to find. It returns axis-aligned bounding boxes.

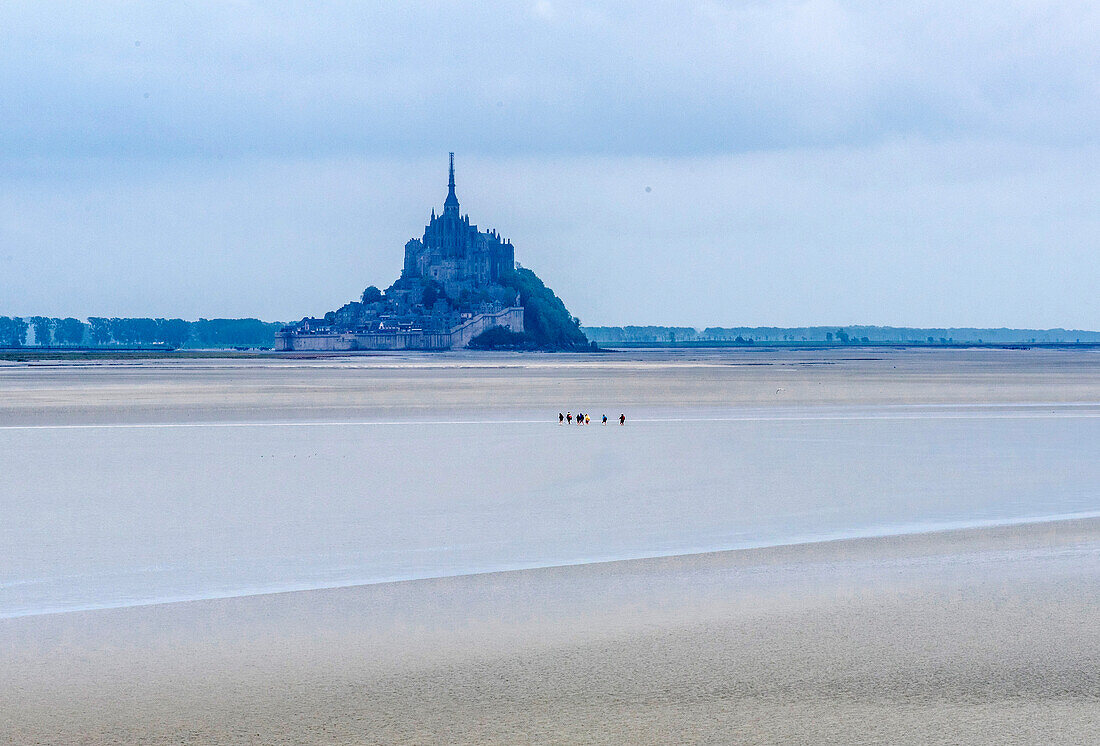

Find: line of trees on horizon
[7,316,1098,349]
[0,316,284,349]
[582,325,1100,345]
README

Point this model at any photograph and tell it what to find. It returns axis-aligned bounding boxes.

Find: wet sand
[3,518,1100,744]
[2,347,1099,426]
[3,348,1099,743]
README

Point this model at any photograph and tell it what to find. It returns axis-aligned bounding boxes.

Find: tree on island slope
[468,325,530,350]
[497,267,590,350]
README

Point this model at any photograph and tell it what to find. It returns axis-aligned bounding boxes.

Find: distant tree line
[583,326,701,344]
[582,326,1100,345]
[0,317,29,346]
[0,316,284,348]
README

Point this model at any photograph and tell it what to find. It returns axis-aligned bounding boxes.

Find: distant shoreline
[0,348,282,361]
[592,340,1100,350]
[4,341,1100,362]
[5,317,1100,353]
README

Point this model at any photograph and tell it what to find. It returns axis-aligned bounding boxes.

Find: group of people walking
[559,412,626,426]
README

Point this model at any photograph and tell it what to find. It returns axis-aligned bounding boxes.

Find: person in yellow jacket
[585,414,590,424]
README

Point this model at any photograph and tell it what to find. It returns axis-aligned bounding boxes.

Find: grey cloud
[1,1,1097,160]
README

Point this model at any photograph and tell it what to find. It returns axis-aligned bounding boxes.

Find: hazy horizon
[2,2,1098,328]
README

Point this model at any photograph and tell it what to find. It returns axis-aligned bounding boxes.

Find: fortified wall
[275,306,523,352]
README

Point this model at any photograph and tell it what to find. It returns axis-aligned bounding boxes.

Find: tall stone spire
[444,152,459,214]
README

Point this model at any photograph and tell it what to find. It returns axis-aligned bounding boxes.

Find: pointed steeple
[443,152,459,214]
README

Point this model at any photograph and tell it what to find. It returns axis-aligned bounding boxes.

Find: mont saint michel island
[276,154,591,352]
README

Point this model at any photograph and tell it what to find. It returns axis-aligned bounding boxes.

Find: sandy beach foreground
[3,348,1099,743]
[4,517,1100,745]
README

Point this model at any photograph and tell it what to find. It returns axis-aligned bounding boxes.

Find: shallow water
[3,399,1099,618]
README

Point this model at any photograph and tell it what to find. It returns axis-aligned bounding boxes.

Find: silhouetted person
[567,412,572,424]
[559,412,564,424]
[619,413,626,425]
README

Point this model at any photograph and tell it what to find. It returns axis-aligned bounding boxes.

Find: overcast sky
[1,1,1098,327]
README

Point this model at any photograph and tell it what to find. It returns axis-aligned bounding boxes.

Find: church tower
[439,152,462,254]
[443,152,459,216]
[402,152,513,284]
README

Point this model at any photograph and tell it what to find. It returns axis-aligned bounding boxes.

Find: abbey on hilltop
[400,153,515,295]
[277,155,589,351]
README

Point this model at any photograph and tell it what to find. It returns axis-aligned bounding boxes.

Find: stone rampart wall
[449,307,524,349]
[276,307,524,351]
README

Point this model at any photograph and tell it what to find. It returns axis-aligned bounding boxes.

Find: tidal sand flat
[3,519,1100,744]
[1,348,1099,743]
